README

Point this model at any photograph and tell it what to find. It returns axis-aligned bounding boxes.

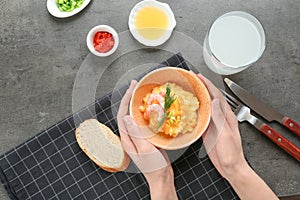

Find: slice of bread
[75,119,130,172]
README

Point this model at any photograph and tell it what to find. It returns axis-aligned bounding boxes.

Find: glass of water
[203,11,266,75]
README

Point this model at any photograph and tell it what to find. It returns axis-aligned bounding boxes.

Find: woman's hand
[117,80,178,200]
[197,73,278,200]
[196,73,247,179]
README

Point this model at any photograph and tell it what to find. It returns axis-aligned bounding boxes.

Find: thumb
[123,115,156,139]
[123,115,145,139]
[202,99,226,154]
[123,115,156,153]
[211,98,226,134]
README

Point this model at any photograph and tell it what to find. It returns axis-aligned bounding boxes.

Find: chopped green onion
[157,84,176,129]
[56,0,85,12]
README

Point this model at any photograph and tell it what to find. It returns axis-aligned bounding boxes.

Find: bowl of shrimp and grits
[130,67,211,150]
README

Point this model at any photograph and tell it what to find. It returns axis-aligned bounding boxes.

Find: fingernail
[130,80,137,87]
[130,80,134,87]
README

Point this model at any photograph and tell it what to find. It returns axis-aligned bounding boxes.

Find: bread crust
[75,119,130,173]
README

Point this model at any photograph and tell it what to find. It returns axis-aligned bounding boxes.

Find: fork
[221,89,300,162]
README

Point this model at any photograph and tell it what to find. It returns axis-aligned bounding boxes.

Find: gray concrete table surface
[0,0,299,199]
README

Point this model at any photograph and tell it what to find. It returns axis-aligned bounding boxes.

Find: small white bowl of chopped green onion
[47,0,91,18]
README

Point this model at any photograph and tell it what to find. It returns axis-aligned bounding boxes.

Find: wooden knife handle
[282,117,300,137]
[260,123,300,162]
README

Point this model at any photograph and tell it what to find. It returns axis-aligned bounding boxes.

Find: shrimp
[159,90,166,97]
[147,93,165,108]
[144,104,164,121]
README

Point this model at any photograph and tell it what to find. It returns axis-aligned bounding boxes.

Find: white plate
[128,0,176,46]
[47,0,92,18]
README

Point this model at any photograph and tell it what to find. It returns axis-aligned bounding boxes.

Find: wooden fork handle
[260,123,300,162]
[282,117,300,137]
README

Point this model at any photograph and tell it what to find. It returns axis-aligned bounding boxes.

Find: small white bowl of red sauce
[86,25,119,57]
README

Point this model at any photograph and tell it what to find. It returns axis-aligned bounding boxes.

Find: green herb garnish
[157,113,168,129]
[157,84,176,129]
[164,84,176,110]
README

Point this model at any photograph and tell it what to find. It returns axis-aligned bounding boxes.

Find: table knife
[224,78,300,137]
[222,89,300,162]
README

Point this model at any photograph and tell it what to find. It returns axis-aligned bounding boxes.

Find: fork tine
[219,89,240,107]
[224,96,238,111]
[219,89,239,112]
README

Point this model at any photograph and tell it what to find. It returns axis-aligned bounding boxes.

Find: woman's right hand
[117,80,177,200]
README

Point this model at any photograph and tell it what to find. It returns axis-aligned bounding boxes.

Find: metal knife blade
[224,78,300,137]
[222,89,300,162]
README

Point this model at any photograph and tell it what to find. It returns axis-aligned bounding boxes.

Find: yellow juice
[134,6,169,40]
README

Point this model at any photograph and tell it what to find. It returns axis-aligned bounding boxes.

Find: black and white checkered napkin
[0,54,238,200]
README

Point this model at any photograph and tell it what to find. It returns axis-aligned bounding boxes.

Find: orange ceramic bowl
[129,67,211,150]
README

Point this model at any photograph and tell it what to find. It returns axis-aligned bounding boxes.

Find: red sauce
[93,31,115,53]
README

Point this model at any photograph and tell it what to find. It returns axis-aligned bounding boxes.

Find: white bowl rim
[128,0,177,47]
[86,25,119,57]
